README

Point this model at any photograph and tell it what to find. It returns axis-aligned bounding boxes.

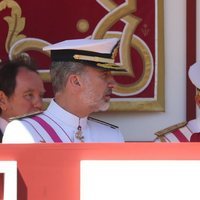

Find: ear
[68,74,81,88]
[0,91,9,111]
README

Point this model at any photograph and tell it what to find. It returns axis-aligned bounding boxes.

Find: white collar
[45,99,88,129]
[187,117,200,133]
[0,117,8,133]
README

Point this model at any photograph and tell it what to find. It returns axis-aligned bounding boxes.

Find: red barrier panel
[0,143,200,200]
[0,173,3,200]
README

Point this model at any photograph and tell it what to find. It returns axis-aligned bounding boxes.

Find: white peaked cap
[43,38,119,54]
[189,61,200,89]
[43,38,126,72]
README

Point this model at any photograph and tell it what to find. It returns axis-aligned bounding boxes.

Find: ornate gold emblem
[91,0,154,97]
[0,0,164,111]
[0,0,26,56]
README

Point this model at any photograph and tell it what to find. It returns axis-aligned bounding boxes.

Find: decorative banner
[0,0,164,111]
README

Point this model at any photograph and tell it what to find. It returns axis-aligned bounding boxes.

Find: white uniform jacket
[0,117,8,134]
[3,100,124,143]
[154,118,200,142]
[0,117,7,143]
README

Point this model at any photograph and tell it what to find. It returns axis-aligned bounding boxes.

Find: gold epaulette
[155,121,187,137]
[9,111,43,121]
[88,117,118,129]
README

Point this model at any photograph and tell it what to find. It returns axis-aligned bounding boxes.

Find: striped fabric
[155,125,193,142]
[31,116,62,142]
[22,113,73,143]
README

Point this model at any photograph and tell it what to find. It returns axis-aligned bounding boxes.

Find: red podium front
[0,143,200,200]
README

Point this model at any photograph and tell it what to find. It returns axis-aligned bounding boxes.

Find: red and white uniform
[154,118,200,142]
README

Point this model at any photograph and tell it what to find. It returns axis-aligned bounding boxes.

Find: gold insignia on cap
[111,45,119,59]
[73,54,114,63]
[97,63,119,68]
[97,63,125,71]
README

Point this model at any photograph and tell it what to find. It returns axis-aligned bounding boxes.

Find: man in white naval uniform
[3,38,126,143]
[154,61,200,142]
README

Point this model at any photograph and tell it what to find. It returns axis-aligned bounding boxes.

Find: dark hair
[0,58,38,113]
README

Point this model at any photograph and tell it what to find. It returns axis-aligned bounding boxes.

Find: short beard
[81,88,110,113]
[98,101,110,112]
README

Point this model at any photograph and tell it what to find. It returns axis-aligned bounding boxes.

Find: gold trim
[108,99,164,112]
[156,0,165,111]
[73,54,114,63]
[108,33,153,94]
[0,0,26,55]
[76,19,89,33]
[157,136,167,142]
[4,0,164,112]
[9,110,43,121]
[97,63,125,71]
[38,70,51,82]
[9,38,50,60]
[91,0,165,111]
[155,122,187,137]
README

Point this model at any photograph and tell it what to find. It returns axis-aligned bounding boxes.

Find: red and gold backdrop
[0,0,165,111]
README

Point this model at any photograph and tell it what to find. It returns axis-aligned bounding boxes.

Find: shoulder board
[155,121,187,137]
[88,117,118,129]
[9,111,43,121]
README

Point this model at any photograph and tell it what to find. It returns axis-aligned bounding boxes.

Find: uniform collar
[187,117,200,133]
[0,117,8,133]
[46,99,88,129]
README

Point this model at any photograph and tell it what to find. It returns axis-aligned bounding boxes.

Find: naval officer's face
[80,66,116,113]
[4,67,45,119]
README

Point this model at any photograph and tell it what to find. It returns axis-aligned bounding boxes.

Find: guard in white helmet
[154,61,200,142]
[3,38,126,143]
